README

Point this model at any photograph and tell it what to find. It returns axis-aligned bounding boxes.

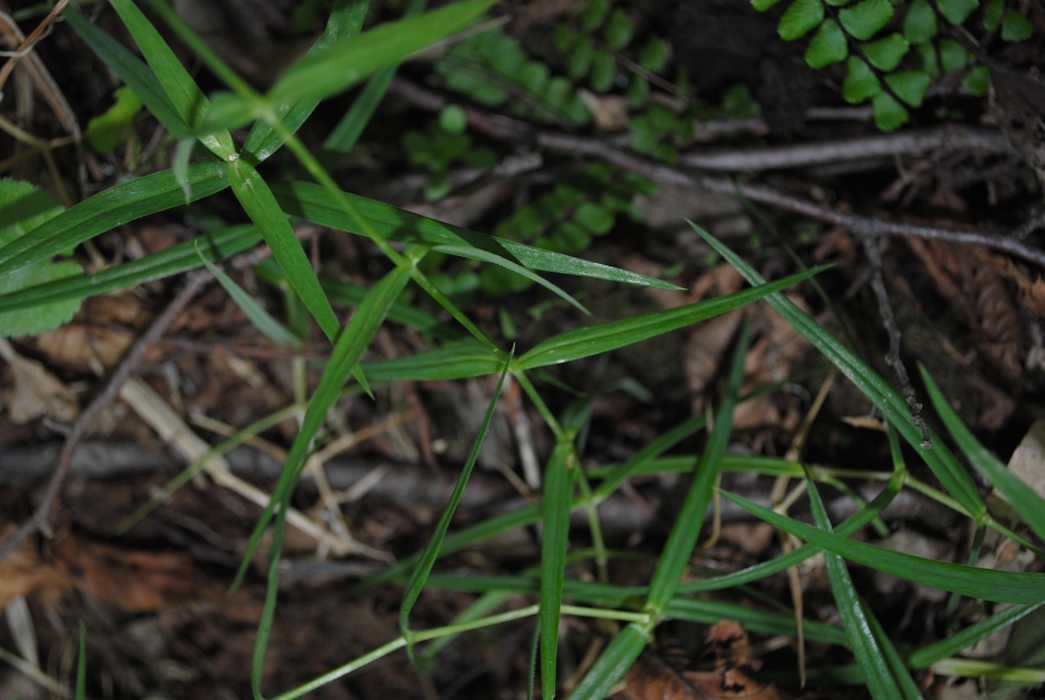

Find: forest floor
[1,0,1044,698]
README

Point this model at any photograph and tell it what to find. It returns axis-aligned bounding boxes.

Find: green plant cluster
[436,26,590,126]
[3,2,1045,699]
[754,0,1035,130]
[401,104,497,201]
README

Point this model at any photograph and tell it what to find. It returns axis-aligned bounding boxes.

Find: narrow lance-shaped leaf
[271,181,679,289]
[400,348,514,645]
[0,162,230,276]
[540,441,575,699]
[194,243,302,347]
[227,158,340,342]
[108,0,236,158]
[571,318,751,698]
[243,0,372,163]
[244,265,413,694]
[723,490,1045,604]
[65,10,192,139]
[518,267,824,369]
[690,222,986,520]
[921,365,1045,541]
[0,225,261,315]
[806,468,923,699]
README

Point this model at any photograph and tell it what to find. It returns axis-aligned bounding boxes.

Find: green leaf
[689,224,987,519]
[843,56,882,102]
[752,0,785,11]
[723,490,1045,603]
[907,603,1042,668]
[806,472,924,699]
[361,342,502,381]
[569,625,649,699]
[574,203,614,235]
[517,267,825,369]
[87,86,142,153]
[779,0,825,40]
[873,91,907,129]
[839,0,895,40]
[983,0,1004,30]
[568,35,594,78]
[194,243,301,347]
[270,181,679,289]
[937,0,978,25]
[885,69,932,106]
[64,10,192,140]
[939,39,970,73]
[260,1,495,122]
[540,442,574,698]
[108,0,235,159]
[227,160,340,342]
[589,49,616,93]
[917,43,939,75]
[903,0,937,44]
[921,367,1045,541]
[0,166,227,282]
[0,225,261,317]
[603,8,633,50]
[579,0,608,31]
[0,181,82,337]
[239,266,409,593]
[245,0,374,164]
[638,36,668,72]
[1001,10,1034,41]
[401,350,513,643]
[862,33,910,71]
[962,64,990,95]
[806,19,849,68]
[439,104,468,134]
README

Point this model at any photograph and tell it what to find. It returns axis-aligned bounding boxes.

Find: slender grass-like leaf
[318,0,426,168]
[228,159,340,342]
[568,624,649,699]
[194,243,301,347]
[242,0,371,163]
[271,181,678,288]
[265,1,494,113]
[592,416,705,500]
[0,225,260,314]
[907,603,1042,668]
[518,268,822,369]
[434,244,589,315]
[400,349,513,643]
[921,366,1045,540]
[322,278,438,331]
[360,342,503,381]
[690,222,986,520]
[807,468,921,699]
[247,266,412,696]
[540,441,574,699]
[65,10,192,139]
[108,0,235,159]
[647,317,748,611]
[236,265,412,590]
[0,163,229,275]
[571,318,750,698]
[665,597,849,646]
[723,490,1045,603]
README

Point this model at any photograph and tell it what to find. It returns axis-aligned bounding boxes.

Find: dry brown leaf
[31,324,136,370]
[0,525,69,610]
[624,622,783,700]
[2,349,78,423]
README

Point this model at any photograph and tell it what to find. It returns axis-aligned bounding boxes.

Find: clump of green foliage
[753,0,1035,130]
[1,2,1044,700]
